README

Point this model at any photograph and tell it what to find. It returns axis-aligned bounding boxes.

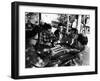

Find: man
[74,33,88,65]
[60,28,78,48]
[39,23,52,46]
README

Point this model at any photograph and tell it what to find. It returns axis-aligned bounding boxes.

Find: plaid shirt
[39,31,53,44]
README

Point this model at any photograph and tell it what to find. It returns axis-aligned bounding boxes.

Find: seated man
[74,33,89,65]
[39,23,52,46]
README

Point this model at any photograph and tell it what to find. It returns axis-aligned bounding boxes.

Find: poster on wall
[11,1,98,79]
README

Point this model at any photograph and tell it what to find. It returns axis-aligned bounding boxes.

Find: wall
[0,0,99,81]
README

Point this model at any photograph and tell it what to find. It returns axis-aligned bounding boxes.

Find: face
[48,29,51,32]
[59,26,63,32]
[70,30,78,38]
[72,33,76,38]
[70,30,75,37]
